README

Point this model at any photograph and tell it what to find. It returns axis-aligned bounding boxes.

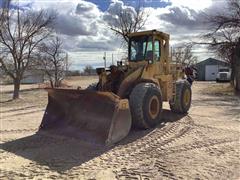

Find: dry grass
[63,76,98,88]
[0,76,98,105]
[201,82,237,96]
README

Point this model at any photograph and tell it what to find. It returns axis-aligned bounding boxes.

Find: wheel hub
[148,95,159,119]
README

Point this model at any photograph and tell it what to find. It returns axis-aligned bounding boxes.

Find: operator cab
[128,30,169,64]
[129,35,161,63]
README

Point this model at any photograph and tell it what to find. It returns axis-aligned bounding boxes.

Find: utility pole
[103,52,106,68]
[112,53,114,65]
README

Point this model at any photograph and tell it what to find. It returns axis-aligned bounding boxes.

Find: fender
[117,66,158,99]
[123,79,158,98]
[117,66,144,98]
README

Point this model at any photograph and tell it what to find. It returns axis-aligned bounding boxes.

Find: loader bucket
[39,88,132,145]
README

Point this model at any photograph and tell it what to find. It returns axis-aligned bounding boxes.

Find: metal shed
[196,58,229,81]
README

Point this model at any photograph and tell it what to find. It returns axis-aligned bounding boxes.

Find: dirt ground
[0,79,239,179]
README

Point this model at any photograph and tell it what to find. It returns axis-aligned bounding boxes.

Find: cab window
[154,40,161,61]
[129,36,153,61]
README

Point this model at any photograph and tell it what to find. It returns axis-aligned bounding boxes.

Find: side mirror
[148,59,153,64]
[148,54,155,64]
[146,52,154,64]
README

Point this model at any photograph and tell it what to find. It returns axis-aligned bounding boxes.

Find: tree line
[0,0,239,100]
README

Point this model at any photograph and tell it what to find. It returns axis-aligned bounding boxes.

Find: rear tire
[170,80,191,113]
[129,83,163,129]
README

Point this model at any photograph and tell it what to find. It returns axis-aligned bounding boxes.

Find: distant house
[196,58,229,81]
[0,67,45,84]
[21,69,44,84]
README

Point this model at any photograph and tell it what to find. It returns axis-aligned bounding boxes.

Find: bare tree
[107,1,148,45]
[83,65,94,75]
[0,1,56,99]
[38,36,68,88]
[172,44,198,66]
[202,0,240,90]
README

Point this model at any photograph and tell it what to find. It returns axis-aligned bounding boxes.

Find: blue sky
[0,0,171,9]
[86,0,171,11]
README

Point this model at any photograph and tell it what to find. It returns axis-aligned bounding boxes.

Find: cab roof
[128,30,170,40]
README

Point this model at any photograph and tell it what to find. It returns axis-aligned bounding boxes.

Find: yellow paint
[98,30,186,102]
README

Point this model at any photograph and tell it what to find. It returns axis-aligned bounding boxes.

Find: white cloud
[103,0,138,28]
[14,0,225,69]
[30,0,103,36]
[170,0,212,11]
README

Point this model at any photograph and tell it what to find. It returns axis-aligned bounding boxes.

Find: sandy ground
[0,80,239,179]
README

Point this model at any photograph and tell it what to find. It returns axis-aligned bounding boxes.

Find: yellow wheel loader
[39,30,192,145]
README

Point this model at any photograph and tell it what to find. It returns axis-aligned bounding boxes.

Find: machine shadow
[0,109,186,172]
[0,132,112,172]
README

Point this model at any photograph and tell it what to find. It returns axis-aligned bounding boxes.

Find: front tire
[170,80,192,113]
[129,83,163,129]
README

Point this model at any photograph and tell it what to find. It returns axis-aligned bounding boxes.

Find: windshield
[129,36,153,62]
[219,69,229,72]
